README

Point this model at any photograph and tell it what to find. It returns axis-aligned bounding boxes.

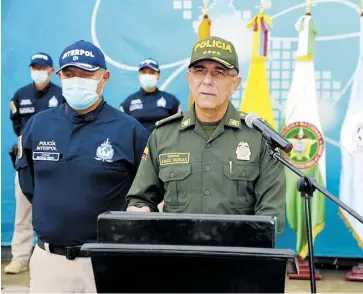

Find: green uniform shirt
[126,102,286,233]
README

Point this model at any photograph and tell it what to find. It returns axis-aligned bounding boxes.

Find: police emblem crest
[95,138,114,162]
[235,142,251,160]
[280,121,324,169]
[157,97,166,108]
[48,96,59,107]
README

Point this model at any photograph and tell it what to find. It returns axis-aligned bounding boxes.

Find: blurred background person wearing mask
[120,58,181,134]
[16,40,149,292]
[5,52,64,274]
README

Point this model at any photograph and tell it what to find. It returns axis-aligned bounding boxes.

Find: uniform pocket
[223,162,259,208]
[158,165,191,208]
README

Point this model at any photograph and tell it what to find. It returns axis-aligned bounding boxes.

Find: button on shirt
[16,100,149,246]
[126,102,286,234]
[121,88,180,133]
[10,82,64,136]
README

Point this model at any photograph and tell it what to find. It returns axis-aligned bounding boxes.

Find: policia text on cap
[126,36,286,235]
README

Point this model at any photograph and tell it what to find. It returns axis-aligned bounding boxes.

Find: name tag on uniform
[32,152,60,161]
[19,107,35,114]
[20,99,32,106]
[129,99,143,112]
[159,153,190,165]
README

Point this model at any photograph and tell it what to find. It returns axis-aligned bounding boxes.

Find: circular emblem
[95,138,114,162]
[280,121,324,169]
[340,113,363,153]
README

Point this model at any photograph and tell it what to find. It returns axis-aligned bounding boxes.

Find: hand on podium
[126,206,150,212]
[157,200,164,212]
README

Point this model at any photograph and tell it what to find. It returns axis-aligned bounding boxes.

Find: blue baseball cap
[56,40,107,74]
[29,52,53,67]
[139,58,160,72]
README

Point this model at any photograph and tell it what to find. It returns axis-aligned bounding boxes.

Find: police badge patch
[235,142,251,161]
[157,97,166,108]
[48,96,59,107]
[95,138,114,162]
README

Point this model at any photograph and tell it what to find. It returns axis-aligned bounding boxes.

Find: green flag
[280,15,326,259]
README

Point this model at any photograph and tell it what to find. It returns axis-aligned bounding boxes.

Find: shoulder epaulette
[155,112,183,128]
[239,111,247,120]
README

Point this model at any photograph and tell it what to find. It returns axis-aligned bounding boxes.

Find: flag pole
[281,2,363,291]
[266,146,363,294]
[188,0,211,108]
[306,0,312,15]
[259,4,264,14]
[202,0,209,16]
[258,0,267,14]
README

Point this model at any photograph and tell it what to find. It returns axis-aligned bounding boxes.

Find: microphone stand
[264,136,363,294]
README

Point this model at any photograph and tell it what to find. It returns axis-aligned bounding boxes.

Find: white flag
[339,17,363,249]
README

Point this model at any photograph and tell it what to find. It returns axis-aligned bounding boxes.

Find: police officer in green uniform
[126,36,286,233]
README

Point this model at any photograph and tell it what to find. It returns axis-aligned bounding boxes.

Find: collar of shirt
[179,101,242,131]
[139,87,160,96]
[65,98,106,124]
[33,82,52,98]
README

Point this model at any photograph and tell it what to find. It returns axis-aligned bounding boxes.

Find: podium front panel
[98,212,276,248]
[82,243,297,293]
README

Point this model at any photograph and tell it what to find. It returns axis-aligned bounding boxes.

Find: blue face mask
[139,74,158,90]
[61,76,103,110]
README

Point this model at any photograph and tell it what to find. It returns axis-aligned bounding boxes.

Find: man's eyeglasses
[189,67,237,80]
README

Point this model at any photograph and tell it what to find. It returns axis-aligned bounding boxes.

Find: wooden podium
[81,212,298,293]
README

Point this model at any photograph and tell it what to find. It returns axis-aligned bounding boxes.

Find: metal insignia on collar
[235,141,251,161]
[181,118,191,127]
[229,119,240,127]
[95,138,114,162]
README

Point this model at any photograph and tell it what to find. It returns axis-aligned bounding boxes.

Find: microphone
[245,113,293,153]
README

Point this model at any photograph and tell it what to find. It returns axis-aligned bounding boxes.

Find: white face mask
[31,70,49,84]
[139,74,158,89]
[61,76,104,110]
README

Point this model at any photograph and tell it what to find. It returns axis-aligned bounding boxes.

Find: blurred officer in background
[16,40,149,293]
[120,58,181,134]
[5,52,64,274]
[126,36,286,234]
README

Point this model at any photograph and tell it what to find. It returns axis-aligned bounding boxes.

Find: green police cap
[188,36,239,73]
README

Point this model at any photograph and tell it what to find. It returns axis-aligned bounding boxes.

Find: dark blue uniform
[10,82,64,136]
[121,88,180,133]
[16,100,149,246]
